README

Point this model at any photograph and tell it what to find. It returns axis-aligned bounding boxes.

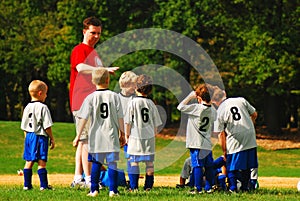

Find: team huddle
[20,16,258,197]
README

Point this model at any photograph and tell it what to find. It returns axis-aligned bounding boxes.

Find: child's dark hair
[195,84,211,103]
[136,74,152,95]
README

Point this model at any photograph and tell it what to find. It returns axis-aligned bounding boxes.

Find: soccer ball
[297,180,300,191]
[17,169,23,176]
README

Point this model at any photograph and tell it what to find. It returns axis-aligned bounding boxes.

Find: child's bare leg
[144,161,154,190]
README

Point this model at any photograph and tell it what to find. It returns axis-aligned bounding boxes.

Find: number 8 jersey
[214,97,257,154]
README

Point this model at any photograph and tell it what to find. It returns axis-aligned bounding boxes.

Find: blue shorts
[23,132,49,162]
[226,148,258,171]
[128,154,154,163]
[88,152,119,164]
[123,144,130,159]
[189,149,214,168]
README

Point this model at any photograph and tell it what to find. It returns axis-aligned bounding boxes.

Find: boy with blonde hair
[118,71,138,186]
[73,68,124,197]
[21,80,55,191]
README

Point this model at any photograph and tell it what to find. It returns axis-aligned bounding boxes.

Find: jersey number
[199,117,209,132]
[141,108,149,123]
[230,106,241,121]
[100,103,108,119]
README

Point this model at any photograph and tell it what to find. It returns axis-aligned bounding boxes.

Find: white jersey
[177,103,215,150]
[214,97,257,154]
[118,93,134,128]
[78,89,123,153]
[124,96,162,155]
[21,101,53,136]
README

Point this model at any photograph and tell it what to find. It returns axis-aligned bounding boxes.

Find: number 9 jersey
[214,97,257,154]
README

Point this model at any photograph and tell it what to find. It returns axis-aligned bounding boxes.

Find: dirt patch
[0,174,299,189]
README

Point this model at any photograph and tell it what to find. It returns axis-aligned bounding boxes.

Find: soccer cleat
[23,186,33,191]
[70,181,85,188]
[109,191,119,197]
[176,184,185,188]
[189,190,204,194]
[40,185,53,191]
[206,188,214,194]
[87,191,99,197]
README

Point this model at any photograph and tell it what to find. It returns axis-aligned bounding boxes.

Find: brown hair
[136,74,152,95]
[195,84,211,103]
[83,16,102,29]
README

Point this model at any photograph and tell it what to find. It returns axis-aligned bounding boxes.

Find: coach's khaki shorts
[73,111,90,141]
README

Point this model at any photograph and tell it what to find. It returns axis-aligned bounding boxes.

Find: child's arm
[125,123,131,144]
[73,118,87,147]
[177,91,196,109]
[45,127,55,150]
[118,118,126,147]
[219,131,227,160]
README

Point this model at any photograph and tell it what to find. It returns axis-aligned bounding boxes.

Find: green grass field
[1,121,300,200]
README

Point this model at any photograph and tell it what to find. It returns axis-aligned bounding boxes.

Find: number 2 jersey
[177,102,215,150]
[214,97,257,154]
[78,89,123,153]
[124,96,162,156]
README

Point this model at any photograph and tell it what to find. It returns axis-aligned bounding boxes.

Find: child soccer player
[177,84,216,194]
[212,87,258,193]
[73,68,124,197]
[118,71,138,187]
[21,80,55,191]
[125,74,162,191]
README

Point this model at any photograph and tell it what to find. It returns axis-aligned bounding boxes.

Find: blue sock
[144,175,154,190]
[228,171,237,191]
[91,162,101,192]
[240,169,250,191]
[130,166,139,190]
[23,168,32,189]
[108,162,118,193]
[218,174,226,190]
[204,166,215,191]
[37,168,48,189]
[193,166,203,192]
[189,169,195,188]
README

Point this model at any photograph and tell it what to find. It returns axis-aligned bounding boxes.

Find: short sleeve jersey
[78,89,123,153]
[69,43,103,111]
[214,97,257,154]
[124,96,163,155]
[177,103,214,150]
[180,157,192,179]
[21,101,53,136]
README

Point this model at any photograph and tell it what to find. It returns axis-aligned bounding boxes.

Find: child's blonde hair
[28,80,48,98]
[92,67,109,85]
[119,71,137,89]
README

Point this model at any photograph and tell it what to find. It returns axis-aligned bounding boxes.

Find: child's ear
[38,91,43,96]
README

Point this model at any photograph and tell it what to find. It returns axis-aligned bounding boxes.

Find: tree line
[0,0,299,134]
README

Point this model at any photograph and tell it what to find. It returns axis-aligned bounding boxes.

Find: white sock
[74,175,82,183]
[85,175,91,184]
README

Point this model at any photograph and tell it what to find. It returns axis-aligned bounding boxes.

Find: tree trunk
[264,93,282,134]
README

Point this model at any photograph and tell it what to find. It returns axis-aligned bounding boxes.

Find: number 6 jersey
[214,97,257,154]
[124,96,162,156]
